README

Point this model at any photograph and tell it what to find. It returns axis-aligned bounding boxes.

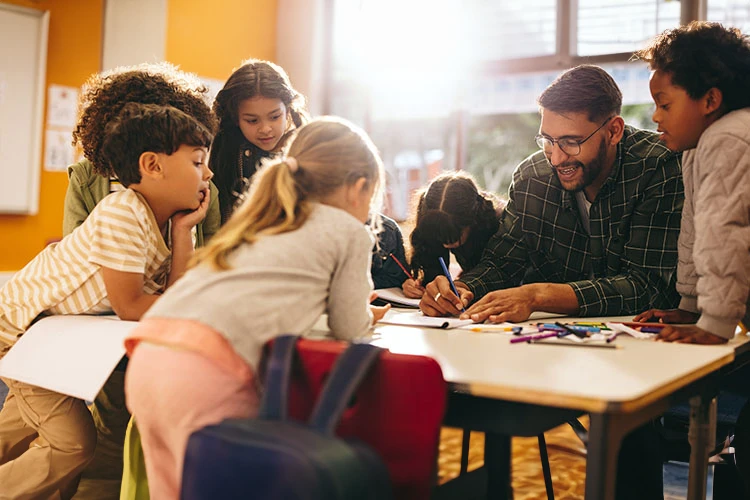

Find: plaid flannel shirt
[460,126,684,316]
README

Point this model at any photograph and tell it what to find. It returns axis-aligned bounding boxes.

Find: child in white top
[0,102,213,499]
[124,116,389,499]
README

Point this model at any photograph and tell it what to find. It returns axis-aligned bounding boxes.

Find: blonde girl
[123,116,387,499]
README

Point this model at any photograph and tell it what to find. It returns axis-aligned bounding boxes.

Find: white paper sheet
[374,287,421,308]
[0,315,138,401]
[377,309,474,329]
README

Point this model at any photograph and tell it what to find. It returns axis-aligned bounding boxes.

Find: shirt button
[244,149,251,157]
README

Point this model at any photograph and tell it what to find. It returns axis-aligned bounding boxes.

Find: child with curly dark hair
[62,62,219,497]
[405,171,505,298]
[633,21,750,498]
[66,62,219,245]
[209,59,309,223]
[0,103,213,499]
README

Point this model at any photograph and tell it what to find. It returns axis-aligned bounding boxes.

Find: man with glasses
[423,64,683,327]
[422,64,683,499]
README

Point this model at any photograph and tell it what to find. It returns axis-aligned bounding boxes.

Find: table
[368,314,747,499]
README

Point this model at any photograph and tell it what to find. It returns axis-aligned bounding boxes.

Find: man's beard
[552,138,607,192]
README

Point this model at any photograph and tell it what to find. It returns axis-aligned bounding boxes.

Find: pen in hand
[438,256,466,313]
[389,253,414,280]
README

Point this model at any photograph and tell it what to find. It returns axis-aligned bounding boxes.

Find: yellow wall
[0,0,103,272]
[0,0,278,272]
[166,0,278,80]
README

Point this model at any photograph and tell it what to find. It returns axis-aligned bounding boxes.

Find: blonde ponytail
[193,116,384,270]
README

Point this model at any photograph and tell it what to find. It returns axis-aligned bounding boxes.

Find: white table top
[368,314,745,413]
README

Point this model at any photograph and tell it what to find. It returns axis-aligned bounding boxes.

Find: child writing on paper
[405,171,505,298]
[0,103,214,499]
[632,22,750,345]
[210,58,309,223]
[124,116,388,499]
[371,213,410,289]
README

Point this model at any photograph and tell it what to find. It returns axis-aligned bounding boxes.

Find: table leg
[585,413,621,500]
[484,432,512,499]
[687,396,717,500]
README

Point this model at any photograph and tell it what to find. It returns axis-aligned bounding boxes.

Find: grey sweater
[676,108,750,339]
[144,203,374,370]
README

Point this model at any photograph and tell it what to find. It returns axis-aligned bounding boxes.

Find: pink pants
[125,343,258,500]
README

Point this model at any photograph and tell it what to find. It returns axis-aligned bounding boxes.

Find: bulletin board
[0,4,49,214]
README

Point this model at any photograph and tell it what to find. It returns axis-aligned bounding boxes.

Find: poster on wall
[46,84,78,128]
[44,84,80,172]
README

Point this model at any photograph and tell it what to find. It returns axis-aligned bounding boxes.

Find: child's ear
[704,88,723,115]
[347,177,368,205]
[138,152,163,180]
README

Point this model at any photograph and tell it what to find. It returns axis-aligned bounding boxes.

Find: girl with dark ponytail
[405,172,505,298]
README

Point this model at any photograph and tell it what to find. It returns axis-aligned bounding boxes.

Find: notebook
[377,310,474,329]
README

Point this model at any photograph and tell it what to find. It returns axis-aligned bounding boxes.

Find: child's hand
[172,188,210,231]
[370,303,391,324]
[633,308,699,324]
[655,325,728,344]
[402,278,425,298]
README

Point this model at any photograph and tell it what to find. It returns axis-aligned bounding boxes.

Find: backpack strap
[308,343,382,435]
[257,334,299,421]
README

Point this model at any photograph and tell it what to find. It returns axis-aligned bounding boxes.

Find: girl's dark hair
[73,62,216,178]
[101,103,213,187]
[209,59,309,223]
[409,172,503,282]
[633,21,750,113]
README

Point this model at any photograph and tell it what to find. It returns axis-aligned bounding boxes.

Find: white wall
[102,0,167,70]
[275,0,327,116]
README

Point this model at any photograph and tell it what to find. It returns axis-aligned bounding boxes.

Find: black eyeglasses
[535,116,613,157]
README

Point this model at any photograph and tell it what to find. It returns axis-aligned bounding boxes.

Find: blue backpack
[181,335,394,500]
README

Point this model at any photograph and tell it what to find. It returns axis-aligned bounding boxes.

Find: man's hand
[633,308,699,324]
[172,188,210,231]
[459,286,534,323]
[402,278,425,298]
[655,325,728,344]
[420,276,473,317]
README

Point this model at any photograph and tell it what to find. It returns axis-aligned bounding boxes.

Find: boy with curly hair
[0,103,213,499]
[60,63,219,496]
[633,21,750,497]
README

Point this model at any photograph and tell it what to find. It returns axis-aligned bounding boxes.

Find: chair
[259,337,448,500]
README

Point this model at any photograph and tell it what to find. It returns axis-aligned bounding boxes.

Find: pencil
[389,253,413,280]
[530,339,620,349]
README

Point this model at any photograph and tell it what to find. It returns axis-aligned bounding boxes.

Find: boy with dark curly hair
[59,63,219,497]
[633,21,750,498]
[0,103,213,499]
[66,62,219,245]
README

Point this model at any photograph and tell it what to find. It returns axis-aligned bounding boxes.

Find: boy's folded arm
[101,266,159,321]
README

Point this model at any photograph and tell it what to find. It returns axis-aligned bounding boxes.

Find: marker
[389,253,413,281]
[438,256,466,313]
[470,325,523,334]
[509,331,559,344]
[555,321,588,339]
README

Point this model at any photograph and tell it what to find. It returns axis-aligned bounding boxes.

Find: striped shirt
[460,126,684,316]
[0,189,170,353]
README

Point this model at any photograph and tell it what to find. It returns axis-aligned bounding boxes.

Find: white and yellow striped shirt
[0,189,171,354]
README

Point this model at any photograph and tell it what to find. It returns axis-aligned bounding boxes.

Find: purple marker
[510,331,559,344]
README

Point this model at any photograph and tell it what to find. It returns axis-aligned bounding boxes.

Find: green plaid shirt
[460,126,684,316]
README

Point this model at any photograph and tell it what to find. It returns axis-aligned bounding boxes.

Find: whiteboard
[0,4,48,214]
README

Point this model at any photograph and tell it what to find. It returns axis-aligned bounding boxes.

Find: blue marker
[438,256,466,313]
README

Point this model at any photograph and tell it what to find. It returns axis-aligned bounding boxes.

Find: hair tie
[285,156,299,173]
